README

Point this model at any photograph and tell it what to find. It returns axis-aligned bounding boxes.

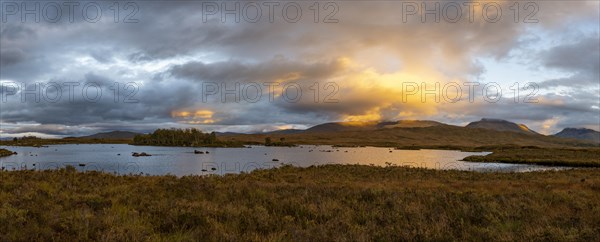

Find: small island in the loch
[0,148,17,157]
[131,128,244,148]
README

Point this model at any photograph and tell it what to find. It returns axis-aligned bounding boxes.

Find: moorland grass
[1,165,599,241]
[463,147,600,167]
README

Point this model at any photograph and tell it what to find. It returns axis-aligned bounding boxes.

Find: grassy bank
[1,165,599,241]
[463,147,600,167]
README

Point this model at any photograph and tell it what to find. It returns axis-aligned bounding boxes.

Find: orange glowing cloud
[171,109,216,124]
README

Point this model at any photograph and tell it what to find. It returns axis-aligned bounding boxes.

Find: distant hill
[305,122,375,132]
[261,129,305,135]
[306,120,445,133]
[77,131,141,140]
[466,118,538,135]
[215,132,244,136]
[554,128,600,143]
[378,120,445,129]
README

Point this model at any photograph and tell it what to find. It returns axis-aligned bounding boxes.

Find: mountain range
[218,118,600,148]
[71,119,599,147]
[75,131,141,140]
[276,118,596,141]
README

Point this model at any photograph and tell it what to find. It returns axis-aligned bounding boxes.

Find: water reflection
[0,144,567,176]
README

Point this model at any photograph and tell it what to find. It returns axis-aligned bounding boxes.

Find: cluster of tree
[132,128,218,147]
[8,136,39,143]
[16,136,41,141]
[264,137,294,147]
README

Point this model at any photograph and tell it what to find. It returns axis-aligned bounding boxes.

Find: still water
[0,144,565,176]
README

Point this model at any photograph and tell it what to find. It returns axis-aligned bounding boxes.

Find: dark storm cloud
[0,48,26,66]
[538,36,600,89]
[3,124,86,136]
[169,57,346,83]
[0,72,202,125]
[542,36,600,73]
[0,23,36,40]
[89,50,114,63]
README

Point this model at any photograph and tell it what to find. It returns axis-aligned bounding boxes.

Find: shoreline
[463,147,600,168]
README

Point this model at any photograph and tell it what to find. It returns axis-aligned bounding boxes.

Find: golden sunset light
[1,0,599,240]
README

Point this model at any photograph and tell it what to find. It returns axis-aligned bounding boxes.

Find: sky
[0,0,599,137]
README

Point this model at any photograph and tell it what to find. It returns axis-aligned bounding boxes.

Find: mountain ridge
[305,120,446,133]
[218,118,599,149]
[553,128,600,143]
[76,131,141,140]
[465,118,539,135]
